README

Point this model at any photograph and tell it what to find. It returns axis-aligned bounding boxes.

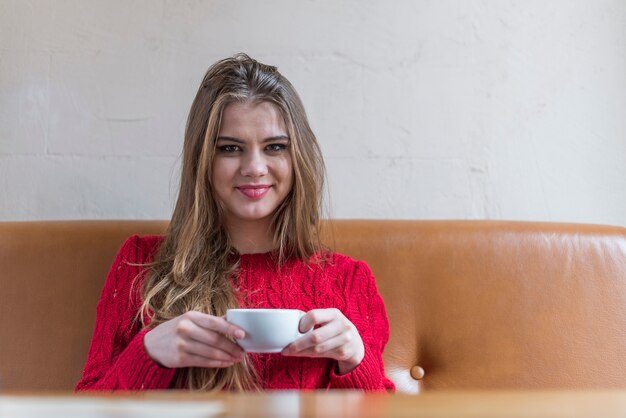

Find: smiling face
[211,101,294,229]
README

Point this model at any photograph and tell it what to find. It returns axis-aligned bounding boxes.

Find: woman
[76,54,395,392]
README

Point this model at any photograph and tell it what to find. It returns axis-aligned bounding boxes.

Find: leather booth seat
[1,220,625,393]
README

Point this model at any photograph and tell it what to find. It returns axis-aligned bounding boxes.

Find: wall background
[1,0,625,225]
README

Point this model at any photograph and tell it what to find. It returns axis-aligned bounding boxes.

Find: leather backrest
[1,220,626,392]
[0,221,167,391]
[327,220,626,393]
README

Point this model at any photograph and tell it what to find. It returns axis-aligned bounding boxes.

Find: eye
[217,144,242,153]
[266,143,288,153]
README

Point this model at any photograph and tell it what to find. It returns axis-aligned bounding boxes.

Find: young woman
[76,54,395,392]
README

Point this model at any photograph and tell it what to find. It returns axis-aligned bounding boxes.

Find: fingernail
[234,330,245,340]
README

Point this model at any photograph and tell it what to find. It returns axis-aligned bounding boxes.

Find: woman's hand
[143,311,246,369]
[281,308,365,375]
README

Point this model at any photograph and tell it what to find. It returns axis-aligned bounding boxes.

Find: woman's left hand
[281,308,365,375]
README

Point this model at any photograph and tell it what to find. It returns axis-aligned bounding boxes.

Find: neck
[225,217,276,254]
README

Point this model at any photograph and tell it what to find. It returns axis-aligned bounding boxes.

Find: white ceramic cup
[226,309,309,353]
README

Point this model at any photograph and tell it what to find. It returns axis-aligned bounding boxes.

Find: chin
[235,211,275,222]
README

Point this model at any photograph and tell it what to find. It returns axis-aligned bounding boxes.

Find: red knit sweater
[76,235,395,392]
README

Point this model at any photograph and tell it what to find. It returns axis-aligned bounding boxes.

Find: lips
[236,184,271,200]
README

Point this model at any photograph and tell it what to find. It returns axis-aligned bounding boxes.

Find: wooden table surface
[3,390,626,418]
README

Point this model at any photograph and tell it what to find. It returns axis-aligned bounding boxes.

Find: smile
[236,185,272,200]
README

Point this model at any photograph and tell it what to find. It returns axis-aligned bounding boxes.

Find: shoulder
[116,234,164,266]
[106,235,163,308]
[313,253,384,313]
[321,252,373,274]
[312,252,375,286]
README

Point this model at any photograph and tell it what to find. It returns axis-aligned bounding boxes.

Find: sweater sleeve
[75,235,176,391]
[328,261,396,392]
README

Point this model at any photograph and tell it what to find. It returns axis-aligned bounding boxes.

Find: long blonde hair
[139,54,326,391]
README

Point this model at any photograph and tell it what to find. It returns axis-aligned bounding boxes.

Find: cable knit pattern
[76,235,395,392]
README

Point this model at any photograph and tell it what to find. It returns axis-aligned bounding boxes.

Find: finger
[299,308,343,333]
[179,324,246,357]
[315,335,353,360]
[287,321,344,353]
[290,338,355,363]
[182,339,244,362]
[185,311,246,339]
[284,332,350,358]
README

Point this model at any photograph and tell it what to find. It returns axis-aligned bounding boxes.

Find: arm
[75,235,176,390]
[328,261,395,392]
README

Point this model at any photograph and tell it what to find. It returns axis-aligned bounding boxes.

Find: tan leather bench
[1,220,626,392]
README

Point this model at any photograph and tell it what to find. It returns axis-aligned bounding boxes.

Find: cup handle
[297,310,312,337]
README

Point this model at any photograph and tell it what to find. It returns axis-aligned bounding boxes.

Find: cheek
[278,167,294,195]
[213,157,237,177]
[277,155,294,185]
[286,165,294,189]
[210,159,233,196]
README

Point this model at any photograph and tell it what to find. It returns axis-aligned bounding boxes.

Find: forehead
[218,101,287,139]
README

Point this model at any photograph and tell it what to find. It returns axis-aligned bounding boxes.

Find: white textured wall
[1,1,625,225]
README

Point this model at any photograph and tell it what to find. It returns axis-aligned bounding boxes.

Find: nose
[240,149,268,177]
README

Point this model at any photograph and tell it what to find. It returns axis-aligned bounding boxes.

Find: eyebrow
[216,135,290,143]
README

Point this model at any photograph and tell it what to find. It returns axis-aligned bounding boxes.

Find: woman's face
[212,101,293,227]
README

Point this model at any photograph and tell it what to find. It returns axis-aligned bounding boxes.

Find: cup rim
[226,308,304,314]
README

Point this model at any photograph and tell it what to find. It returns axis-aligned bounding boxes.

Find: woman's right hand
[143,310,246,369]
